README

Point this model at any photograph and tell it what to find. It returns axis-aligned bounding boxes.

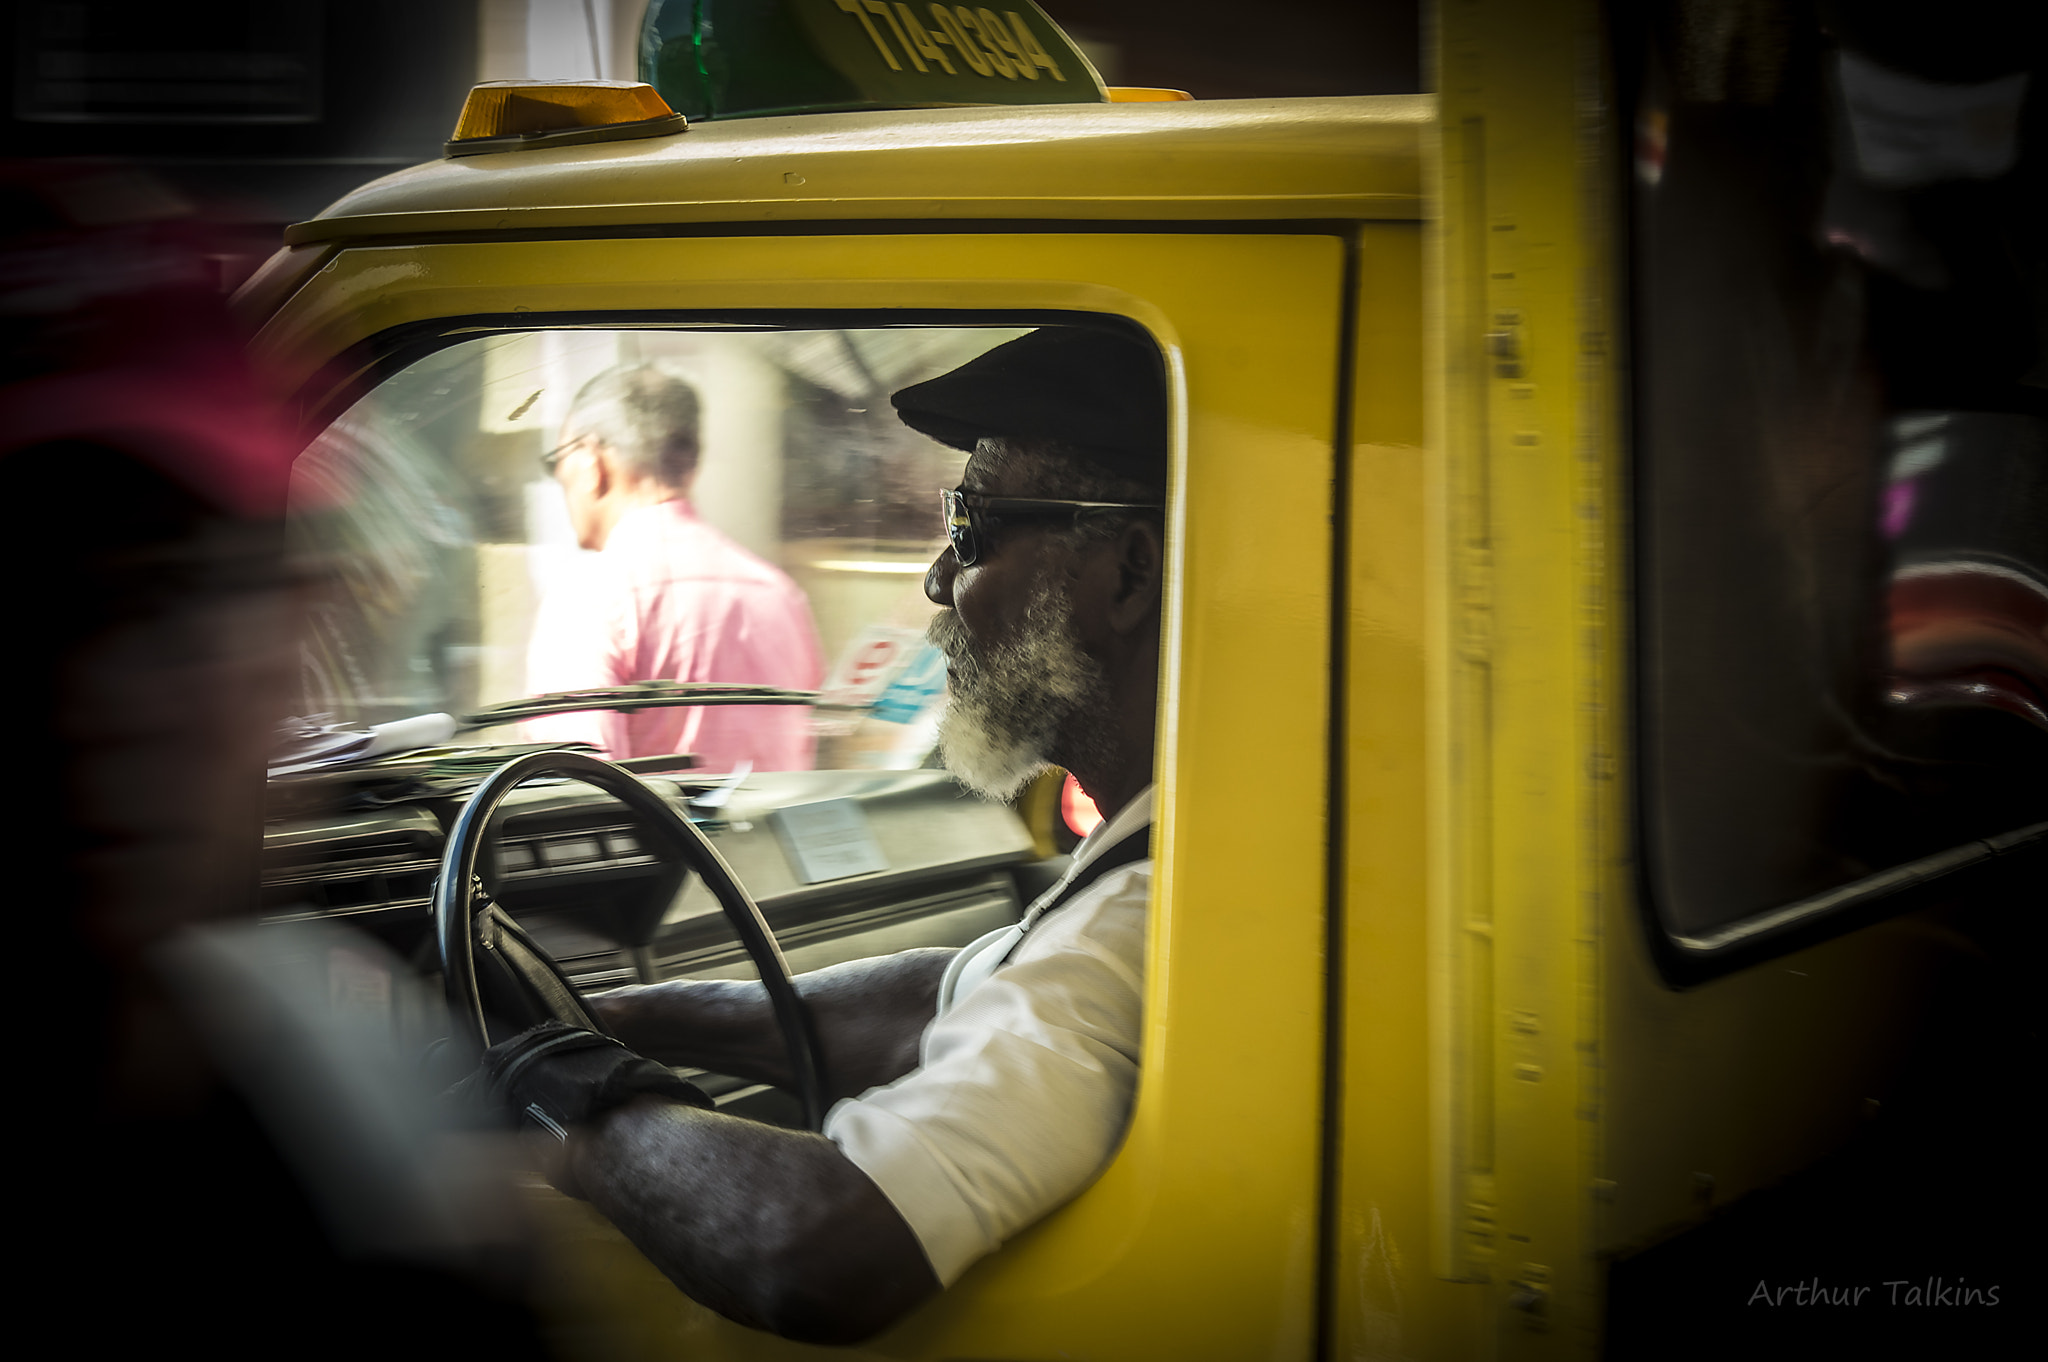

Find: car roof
[285,95,1431,247]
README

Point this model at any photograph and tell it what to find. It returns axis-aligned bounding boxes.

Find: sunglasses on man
[940,487,1163,568]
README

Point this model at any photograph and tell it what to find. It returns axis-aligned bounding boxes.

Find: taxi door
[258,225,1348,1359]
[1330,4,2044,1360]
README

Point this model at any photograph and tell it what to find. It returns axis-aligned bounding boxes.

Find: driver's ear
[1106,516,1164,635]
[587,441,616,499]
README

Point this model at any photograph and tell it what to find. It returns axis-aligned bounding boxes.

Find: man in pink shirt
[524,365,822,770]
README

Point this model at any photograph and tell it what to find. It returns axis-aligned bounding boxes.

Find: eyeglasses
[539,436,586,477]
[940,487,1163,567]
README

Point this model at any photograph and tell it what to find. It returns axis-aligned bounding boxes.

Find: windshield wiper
[457,681,837,732]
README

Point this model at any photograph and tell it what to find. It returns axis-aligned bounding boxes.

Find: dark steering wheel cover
[432,750,828,1131]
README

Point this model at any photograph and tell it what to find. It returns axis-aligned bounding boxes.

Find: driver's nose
[925,547,958,606]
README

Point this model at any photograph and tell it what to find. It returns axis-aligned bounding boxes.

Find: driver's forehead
[959,444,1005,493]
[962,440,1060,497]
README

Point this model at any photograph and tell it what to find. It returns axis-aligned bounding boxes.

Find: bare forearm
[593,947,956,1100]
[570,1096,939,1343]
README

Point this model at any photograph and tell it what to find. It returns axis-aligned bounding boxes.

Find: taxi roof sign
[445,81,686,157]
[640,0,1108,121]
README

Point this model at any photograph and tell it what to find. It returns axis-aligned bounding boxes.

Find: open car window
[287,325,1029,775]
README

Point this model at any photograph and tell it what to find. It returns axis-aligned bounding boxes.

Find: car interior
[262,320,1128,1125]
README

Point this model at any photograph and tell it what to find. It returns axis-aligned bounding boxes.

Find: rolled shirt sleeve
[822,863,1148,1285]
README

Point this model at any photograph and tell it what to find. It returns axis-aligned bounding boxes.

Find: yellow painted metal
[1331,218,1496,1357]
[1427,9,1617,1358]
[278,96,1429,246]
[1447,5,1618,1355]
[1327,4,1626,1353]
[1441,2,1597,1335]
[1424,6,1974,1358]
[229,242,336,332]
[258,228,1348,1360]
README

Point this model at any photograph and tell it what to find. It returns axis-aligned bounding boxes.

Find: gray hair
[565,365,701,487]
[975,436,1165,548]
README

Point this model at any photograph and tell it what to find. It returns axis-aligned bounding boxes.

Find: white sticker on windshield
[1838,53,2027,187]
[771,798,890,884]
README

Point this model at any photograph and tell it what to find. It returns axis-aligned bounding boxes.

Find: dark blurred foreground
[1,160,555,1359]
[1605,882,2036,1361]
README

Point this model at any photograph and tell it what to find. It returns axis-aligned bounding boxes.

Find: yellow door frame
[262,227,1353,1360]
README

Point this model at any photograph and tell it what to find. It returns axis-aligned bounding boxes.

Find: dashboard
[261,763,1046,1118]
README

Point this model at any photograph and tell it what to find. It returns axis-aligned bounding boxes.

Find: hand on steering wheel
[432,750,829,1131]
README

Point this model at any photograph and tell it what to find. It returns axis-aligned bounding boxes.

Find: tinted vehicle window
[1624,2,2045,957]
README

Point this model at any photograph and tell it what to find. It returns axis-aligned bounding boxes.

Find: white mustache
[926,609,972,666]
[924,579,1104,802]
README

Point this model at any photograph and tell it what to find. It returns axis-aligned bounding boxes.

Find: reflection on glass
[1625,1,2045,940]
[288,327,1026,773]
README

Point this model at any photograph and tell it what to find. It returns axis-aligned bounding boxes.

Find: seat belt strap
[999,824,1151,964]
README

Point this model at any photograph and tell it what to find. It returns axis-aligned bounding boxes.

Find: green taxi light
[640,0,1108,122]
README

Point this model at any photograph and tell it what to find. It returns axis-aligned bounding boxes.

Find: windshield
[288,325,1026,774]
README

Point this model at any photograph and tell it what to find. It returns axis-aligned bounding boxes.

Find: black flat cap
[890,327,1167,488]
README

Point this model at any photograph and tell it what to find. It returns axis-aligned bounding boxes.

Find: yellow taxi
[240,1,2044,1357]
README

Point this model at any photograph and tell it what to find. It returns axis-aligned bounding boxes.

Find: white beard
[927,580,1106,802]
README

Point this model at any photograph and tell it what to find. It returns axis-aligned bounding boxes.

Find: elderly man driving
[475,327,1167,1344]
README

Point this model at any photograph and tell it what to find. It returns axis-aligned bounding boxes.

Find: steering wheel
[432,749,828,1130]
